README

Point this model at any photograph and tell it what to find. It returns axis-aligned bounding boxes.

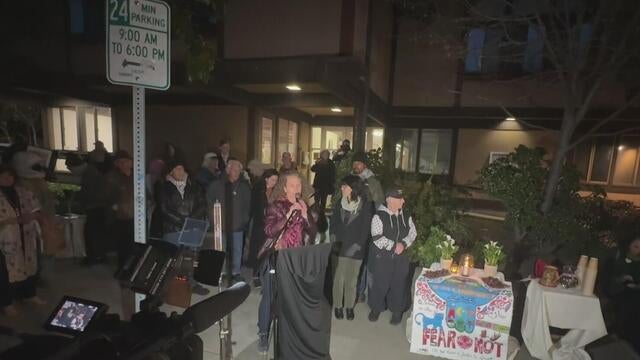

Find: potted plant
[482,241,505,277]
[433,228,459,270]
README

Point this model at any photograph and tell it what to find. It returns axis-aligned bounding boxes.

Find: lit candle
[450,262,459,274]
[460,253,474,277]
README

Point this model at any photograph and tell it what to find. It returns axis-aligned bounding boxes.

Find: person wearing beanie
[159,159,209,295]
[351,150,385,303]
[367,187,417,325]
[351,151,384,209]
[195,152,221,190]
[330,175,373,321]
[206,159,251,284]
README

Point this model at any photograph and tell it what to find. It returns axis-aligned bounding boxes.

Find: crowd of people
[1,135,638,355]
[0,138,419,354]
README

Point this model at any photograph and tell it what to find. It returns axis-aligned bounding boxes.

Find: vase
[484,264,498,277]
[441,258,453,270]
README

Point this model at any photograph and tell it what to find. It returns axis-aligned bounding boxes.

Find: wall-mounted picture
[489,151,510,164]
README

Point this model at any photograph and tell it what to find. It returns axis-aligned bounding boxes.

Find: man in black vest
[367,187,417,325]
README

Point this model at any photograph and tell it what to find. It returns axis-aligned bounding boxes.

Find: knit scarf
[341,196,360,214]
[167,175,188,199]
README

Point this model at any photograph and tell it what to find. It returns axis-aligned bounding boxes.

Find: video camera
[0,242,247,360]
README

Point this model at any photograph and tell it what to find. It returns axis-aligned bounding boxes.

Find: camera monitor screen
[44,296,107,336]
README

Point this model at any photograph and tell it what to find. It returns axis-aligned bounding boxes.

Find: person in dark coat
[217,139,232,173]
[247,169,278,286]
[79,157,108,265]
[608,236,640,352]
[311,150,336,211]
[331,175,372,321]
[195,152,221,190]
[367,187,417,326]
[160,160,207,237]
[160,159,209,295]
[105,151,135,268]
[206,160,251,283]
[146,159,165,241]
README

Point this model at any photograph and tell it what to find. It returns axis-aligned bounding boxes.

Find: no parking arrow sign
[106,0,170,90]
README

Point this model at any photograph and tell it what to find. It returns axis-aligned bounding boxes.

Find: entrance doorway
[309,126,384,183]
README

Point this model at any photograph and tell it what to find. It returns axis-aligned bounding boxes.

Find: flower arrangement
[435,229,459,260]
[482,241,505,266]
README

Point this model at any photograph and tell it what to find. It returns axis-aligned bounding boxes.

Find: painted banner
[410,271,513,360]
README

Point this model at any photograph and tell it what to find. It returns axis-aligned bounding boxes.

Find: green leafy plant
[434,228,459,260]
[408,179,470,267]
[48,182,81,214]
[477,145,624,276]
[169,0,222,84]
[482,241,505,266]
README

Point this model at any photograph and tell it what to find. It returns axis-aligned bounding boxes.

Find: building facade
[2,0,639,203]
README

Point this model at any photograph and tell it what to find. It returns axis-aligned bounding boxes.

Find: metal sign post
[133,86,146,244]
[106,0,170,314]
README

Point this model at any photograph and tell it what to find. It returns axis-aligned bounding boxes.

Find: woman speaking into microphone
[257,170,318,355]
[265,171,317,249]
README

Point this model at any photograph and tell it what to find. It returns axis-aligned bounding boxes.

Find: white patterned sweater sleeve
[402,216,417,248]
[371,214,394,250]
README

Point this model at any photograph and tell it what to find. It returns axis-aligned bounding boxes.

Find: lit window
[395,129,418,172]
[260,117,274,164]
[393,128,454,175]
[612,137,640,185]
[47,106,114,155]
[96,108,113,152]
[573,135,640,187]
[590,137,614,183]
[277,118,298,164]
[365,128,384,150]
[419,129,453,175]
[68,0,85,34]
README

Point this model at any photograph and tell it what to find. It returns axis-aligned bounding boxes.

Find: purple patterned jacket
[264,199,317,250]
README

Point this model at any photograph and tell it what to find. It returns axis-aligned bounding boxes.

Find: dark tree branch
[568,91,640,151]
[590,126,640,138]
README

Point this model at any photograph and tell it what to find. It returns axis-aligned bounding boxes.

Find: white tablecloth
[521,279,607,360]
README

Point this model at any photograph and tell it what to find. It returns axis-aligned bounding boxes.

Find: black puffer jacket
[330,199,373,260]
[160,178,207,235]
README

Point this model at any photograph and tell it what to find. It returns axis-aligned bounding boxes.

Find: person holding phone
[0,165,45,316]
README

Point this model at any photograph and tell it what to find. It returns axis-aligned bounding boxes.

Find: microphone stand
[267,207,300,360]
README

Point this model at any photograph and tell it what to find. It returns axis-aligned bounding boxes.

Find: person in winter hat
[330,175,373,321]
[367,186,417,325]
